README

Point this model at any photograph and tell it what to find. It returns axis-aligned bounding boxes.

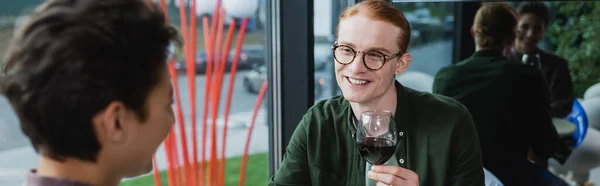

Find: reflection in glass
[392,2,455,93]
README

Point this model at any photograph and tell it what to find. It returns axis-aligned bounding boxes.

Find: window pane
[314,0,347,103]
[393,2,455,93]
[0,0,273,185]
[0,2,40,184]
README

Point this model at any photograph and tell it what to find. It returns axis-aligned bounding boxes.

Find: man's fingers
[376,181,401,186]
[368,171,401,184]
[371,165,418,180]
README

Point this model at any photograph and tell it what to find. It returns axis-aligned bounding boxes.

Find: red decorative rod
[199,15,213,186]
[156,1,173,186]
[188,0,199,185]
[152,156,162,186]
[208,7,226,186]
[219,17,249,186]
[175,0,193,185]
[213,17,237,186]
[164,133,175,186]
[239,80,269,186]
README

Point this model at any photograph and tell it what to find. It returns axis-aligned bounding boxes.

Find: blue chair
[565,99,588,147]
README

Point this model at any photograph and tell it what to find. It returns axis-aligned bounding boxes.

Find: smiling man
[270,0,484,185]
[0,0,178,185]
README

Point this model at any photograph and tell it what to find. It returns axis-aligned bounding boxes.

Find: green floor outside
[120,153,269,186]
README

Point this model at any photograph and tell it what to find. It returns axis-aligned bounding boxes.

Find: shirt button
[399,132,404,137]
[399,159,405,164]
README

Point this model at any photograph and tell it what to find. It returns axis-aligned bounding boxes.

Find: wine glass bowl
[356,110,397,165]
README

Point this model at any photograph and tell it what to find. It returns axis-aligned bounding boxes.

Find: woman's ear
[94,102,129,145]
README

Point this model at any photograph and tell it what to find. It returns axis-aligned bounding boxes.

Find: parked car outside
[174,50,253,74]
[243,65,325,98]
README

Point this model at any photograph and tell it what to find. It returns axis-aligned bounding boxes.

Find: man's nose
[526,29,534,38]
[347,54,368,73]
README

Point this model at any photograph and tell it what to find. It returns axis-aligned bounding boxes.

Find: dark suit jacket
[433,50,559,186]
[506,48,574,118]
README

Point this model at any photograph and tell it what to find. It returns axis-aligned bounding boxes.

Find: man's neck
[514,43,537,54]
[36,156,119,186]
[350,82,398,120]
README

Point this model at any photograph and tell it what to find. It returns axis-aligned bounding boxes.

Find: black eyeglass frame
[331,41,404,71]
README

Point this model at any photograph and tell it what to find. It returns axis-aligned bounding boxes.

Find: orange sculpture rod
[157,1,176,186]
[164,134,176,186]
[209,0,222,54]
[208,8,226,186]
[174,1,194,185]
[219,17,249,185]
[203,4,223,186]
[177,0,189,42]
[170,133,182,186]
[213,17,237,186]
[153,156,162,186]
[199,15,213,186]
[157,2,185,186]
[188,0,199,185]
[159,0,168,18]
[239,80,269,186]
[168,48,189,186]
[167,58,183,186]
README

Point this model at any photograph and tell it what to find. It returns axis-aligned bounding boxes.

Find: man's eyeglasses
[331,42,403,71]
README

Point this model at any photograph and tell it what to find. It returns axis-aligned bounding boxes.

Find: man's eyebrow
[337,41,393,54]
[337,41,353,46]
[365,47,392,54]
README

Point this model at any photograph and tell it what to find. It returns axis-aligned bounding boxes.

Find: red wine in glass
[358,137,396,165]
[355,110,397,165]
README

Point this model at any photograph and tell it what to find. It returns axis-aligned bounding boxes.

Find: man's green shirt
[270,81,485,185]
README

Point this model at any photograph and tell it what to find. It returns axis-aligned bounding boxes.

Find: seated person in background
[507,2,575,165]
[506,2,574,118]
[0,0,177,185]
[271,0,484,185]
[433,2,559,186]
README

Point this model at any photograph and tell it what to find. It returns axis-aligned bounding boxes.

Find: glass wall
[0,0,273,185]
[0,2,38,184]
[393,2,455,93]
[314,0,338,102]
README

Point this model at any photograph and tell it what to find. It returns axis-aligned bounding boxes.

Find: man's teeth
[348,77,367,85]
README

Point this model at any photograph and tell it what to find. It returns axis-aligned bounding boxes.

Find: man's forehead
[337,16,400,51]
[520,13,541,22]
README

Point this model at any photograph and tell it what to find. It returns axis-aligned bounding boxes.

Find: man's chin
[343,93,368,104]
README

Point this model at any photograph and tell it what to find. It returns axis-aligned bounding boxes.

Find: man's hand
[368,165,419,186]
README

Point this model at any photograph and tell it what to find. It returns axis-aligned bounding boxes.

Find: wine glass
[522,53,541,69]
[355,110,397,165]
